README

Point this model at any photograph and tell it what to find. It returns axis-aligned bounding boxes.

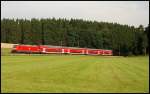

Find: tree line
[1,18,149,56]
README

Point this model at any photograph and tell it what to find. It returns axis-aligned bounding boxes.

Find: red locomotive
[11,44,113,55]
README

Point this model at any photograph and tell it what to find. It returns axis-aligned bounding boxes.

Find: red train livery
[11,45,113,55]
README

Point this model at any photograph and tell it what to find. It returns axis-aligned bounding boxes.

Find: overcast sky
[1,1,149,27]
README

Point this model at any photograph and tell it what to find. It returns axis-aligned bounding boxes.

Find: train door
[42,48,46,53]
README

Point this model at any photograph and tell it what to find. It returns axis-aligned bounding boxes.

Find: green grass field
[1,48,149,93]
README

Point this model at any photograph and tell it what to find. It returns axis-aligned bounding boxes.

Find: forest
[1,18,149,56]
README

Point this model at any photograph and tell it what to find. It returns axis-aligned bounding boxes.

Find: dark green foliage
[1,18,148,56]
[21,19,32,44]
[30,19,42,45]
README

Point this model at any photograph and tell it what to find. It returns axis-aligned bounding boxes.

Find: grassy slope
[1,49,149,93]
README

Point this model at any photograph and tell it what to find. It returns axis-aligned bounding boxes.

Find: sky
[1,1,149,27]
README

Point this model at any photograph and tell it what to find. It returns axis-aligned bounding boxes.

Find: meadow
[1,48,149,93]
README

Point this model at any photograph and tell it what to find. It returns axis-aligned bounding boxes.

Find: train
[11,44,113,56]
